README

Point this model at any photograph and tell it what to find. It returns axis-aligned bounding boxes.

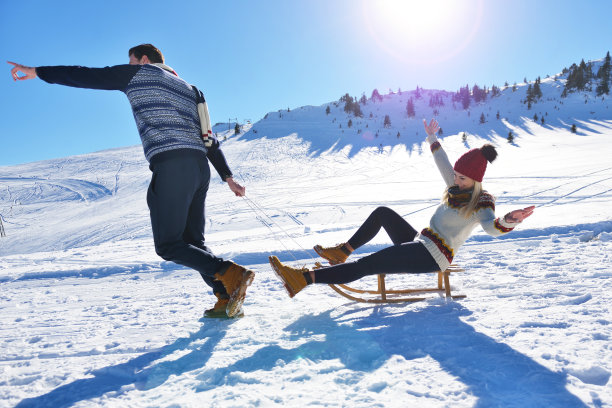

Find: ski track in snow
[1,89,612,406]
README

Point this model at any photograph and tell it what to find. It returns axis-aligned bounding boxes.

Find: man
[8,44,254,318]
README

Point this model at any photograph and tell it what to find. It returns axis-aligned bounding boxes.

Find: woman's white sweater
[416,141,520,271]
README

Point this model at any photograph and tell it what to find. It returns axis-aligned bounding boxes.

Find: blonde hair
[443,181,483,218]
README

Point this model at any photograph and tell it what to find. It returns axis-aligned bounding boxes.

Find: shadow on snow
[15,319,235,408]
[197,304,586,407]
[17,304,587,407]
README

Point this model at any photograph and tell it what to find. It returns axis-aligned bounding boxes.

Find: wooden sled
[328,265,466,304]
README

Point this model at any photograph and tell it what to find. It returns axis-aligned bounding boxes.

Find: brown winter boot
[203,293,232,318]
[214,262,255,318]
[313,243,352,265]
[268,256,310,298]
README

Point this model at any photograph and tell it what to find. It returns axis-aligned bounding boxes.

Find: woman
[269,119,535,297]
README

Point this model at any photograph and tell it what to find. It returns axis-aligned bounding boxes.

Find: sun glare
[362,0,484,64]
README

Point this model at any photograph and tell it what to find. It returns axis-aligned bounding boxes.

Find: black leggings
[347,206,418,249]
[314,207,439,284]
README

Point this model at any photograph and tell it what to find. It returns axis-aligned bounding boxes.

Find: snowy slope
[1,59,611,407]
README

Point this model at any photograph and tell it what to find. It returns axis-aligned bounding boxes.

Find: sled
[328,264,466,304]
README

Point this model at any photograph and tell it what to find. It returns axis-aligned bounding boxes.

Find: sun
[362,0,484,65]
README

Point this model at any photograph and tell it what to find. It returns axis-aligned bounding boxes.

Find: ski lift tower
[228,118,237,131]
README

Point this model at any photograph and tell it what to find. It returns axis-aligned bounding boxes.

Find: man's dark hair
[129,44,164,63]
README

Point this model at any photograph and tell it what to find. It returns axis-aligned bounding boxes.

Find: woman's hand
[505,206,535,223]
[8,61,37,81]
[227,177,246,197]
[423,118,440,144]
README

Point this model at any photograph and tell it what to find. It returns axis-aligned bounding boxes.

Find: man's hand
[505,206,535,223]
[227,177,246,197]
[8,61,37,81]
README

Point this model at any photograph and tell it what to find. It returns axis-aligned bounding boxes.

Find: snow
[1,61,611,407]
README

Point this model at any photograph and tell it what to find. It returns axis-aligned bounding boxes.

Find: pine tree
[371,89,383,102]
[597,77,610,96]
[428,93,445,107]
[526,84,534,104]
[564,59,593,95]
[343,94,355,114]
[472,84,486,103]
[507,131,514,143]
[596,51,611,96]
[384,115,391,128]
[597,51,611,80]
[491,84,500,97]
[533,77,543,99]
[325,106,331,115]
[479,113,486,124]
[406,98,415,117]
[415,86,422,99]
[571,124,577,133]
[459,85,470,109]
[496,111,500,120]
[473,84,482,103]
[234,123,240,135]
[438,128,443,136]
[533,113,539,122]
[348,119,352,128]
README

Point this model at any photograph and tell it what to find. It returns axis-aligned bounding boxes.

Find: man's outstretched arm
[8,61,138,91]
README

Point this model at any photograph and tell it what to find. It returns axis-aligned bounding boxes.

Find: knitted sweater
[416,141,520,271]
[36,64,232,179]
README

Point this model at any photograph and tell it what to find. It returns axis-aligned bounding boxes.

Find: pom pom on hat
[454,144,498,182]
[480,144,498,163]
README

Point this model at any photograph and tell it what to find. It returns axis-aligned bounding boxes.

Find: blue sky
[2,0,612,166]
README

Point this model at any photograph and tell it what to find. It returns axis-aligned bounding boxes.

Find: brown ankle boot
[203,293,231,318]
[313,243,352,265]
[214,262,255,317]
[268,256,310,298]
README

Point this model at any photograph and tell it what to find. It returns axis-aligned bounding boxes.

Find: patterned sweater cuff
[495,215,520,233]
[430,141,441,153]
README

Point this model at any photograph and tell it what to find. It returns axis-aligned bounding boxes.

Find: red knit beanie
[453,144,498,182]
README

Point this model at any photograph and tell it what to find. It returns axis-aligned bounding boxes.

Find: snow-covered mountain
[243,56,612,156]
[0,57,611,407]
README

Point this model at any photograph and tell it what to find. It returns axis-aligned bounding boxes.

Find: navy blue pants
[147,150,227,296]
[314,207,439,284]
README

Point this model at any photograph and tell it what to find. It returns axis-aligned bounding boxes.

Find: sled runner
[328,264,466,304]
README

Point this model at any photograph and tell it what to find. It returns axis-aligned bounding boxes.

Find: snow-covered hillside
[244,57,612,157]
[1,58,611,407]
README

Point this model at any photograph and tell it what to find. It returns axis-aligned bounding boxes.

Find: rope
[240,194,317,265]
[234,170,317,265]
